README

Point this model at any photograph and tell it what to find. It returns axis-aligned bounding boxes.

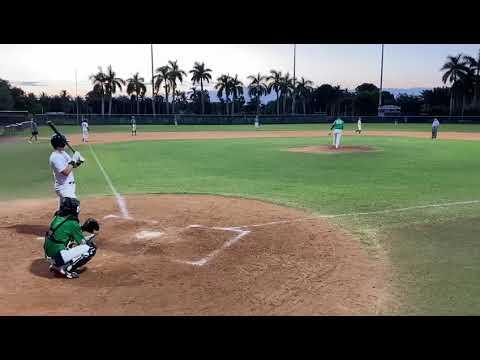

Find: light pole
[378,44,384,114]
[293,43,296,114]
[151,44,156,117]
[75,68,79,123]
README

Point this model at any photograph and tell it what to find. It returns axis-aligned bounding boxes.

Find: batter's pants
[55,184,77,208]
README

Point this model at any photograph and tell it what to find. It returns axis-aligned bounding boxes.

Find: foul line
[231,199,480,229]
[88,144,130,219]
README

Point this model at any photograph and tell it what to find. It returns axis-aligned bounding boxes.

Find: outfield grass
[4,122,480,139]
[2,132,480,314]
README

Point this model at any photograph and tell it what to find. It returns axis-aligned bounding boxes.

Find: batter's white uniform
[49,150,76,206]
[81,121,89,142]
[357,119,362,131]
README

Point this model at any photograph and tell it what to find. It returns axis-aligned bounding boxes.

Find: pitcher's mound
[287,145,379,154]
[0,194,389,315]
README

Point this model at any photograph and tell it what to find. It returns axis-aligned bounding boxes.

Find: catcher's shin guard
[69,246,96,271]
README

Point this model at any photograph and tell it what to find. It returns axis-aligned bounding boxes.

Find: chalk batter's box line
[173,225,251,266]
[101,198,480,266]
[102,216,251,267]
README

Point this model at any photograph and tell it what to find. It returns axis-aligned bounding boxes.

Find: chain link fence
[28,113,480,126]
[3,113,480,138]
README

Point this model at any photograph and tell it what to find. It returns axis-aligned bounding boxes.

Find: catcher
[43,197,99,279]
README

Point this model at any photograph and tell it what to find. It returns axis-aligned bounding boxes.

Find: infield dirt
[61,130,480,145]
[0,194,391,315]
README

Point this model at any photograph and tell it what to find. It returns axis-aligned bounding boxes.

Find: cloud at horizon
[1,44,479,98]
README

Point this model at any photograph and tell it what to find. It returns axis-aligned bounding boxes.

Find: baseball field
[2,122,480,315]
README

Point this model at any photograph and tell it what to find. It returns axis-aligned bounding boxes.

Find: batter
[49,134,84,209]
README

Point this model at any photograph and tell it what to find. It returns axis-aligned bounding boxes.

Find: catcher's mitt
[81,218,100,233]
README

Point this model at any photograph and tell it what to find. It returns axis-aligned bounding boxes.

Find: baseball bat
[46,120,76,153]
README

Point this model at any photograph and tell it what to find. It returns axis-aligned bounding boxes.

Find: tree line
[1,51,479,117]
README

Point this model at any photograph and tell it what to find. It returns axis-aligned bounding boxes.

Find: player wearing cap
[49,134,85,209]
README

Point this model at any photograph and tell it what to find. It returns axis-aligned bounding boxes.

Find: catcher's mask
[50,134,67,149]
[59,197,80,218]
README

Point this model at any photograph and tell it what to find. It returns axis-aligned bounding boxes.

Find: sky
[1,44,479,98]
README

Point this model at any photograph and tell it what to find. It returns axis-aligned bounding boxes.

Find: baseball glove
[81,218,100,233]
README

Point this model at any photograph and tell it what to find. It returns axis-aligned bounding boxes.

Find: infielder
[28,119,39,143]
[355,117,362,134]
[329,117,345,149]
[432,118,440,139]
[81,118,89,143]
[49,134,84,209]
[44,197,99,279]
[131,116,137,136]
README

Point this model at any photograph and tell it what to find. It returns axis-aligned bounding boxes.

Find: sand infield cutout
[286,145,380,154]
[0,194,388,315]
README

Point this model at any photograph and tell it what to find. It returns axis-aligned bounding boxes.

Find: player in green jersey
[329,117,345,149]
[44,197,99,279]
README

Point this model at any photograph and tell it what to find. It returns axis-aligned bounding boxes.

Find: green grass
[2,131,480,314]
[4,122,480,139]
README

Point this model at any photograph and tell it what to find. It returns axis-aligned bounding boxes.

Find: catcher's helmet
[59,197,80,218]
[50,134,67,149]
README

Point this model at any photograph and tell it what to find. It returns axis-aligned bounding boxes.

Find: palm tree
[247,73,269,115]
[267,70,283,116]
[463,51,480,108]
[89,67,106,115]
[229,74,243,114]
[59,90,71,113]
[441,54,469,116]
[295,77,314,114]
[39,92,49,113]
[189,87,198,102]
[126,73,147,114]
[215,74,231,114]
[175,90,187,109]
[190,62,212,115]
[167,60,187,114]
[104,65,125,116]
[279,73,293,114]
[155,65,171,114]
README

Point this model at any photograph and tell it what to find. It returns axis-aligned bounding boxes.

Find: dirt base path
[62,130,480,145]
[0,194,390,315]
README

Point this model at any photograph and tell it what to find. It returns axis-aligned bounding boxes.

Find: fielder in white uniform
[131,116,137,136]
[81,119,89,143]
[49,134,84,209]
[355,117,362,134]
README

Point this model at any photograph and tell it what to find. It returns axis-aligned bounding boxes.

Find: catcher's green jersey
[43,216,84,258]
[332,119,344,130]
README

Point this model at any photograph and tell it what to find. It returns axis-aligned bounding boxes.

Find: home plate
[103,214,120,219]
[135,230,164,240]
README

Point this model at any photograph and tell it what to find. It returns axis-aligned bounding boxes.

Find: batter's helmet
[59,197,80,218]
[50,134,67,149]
